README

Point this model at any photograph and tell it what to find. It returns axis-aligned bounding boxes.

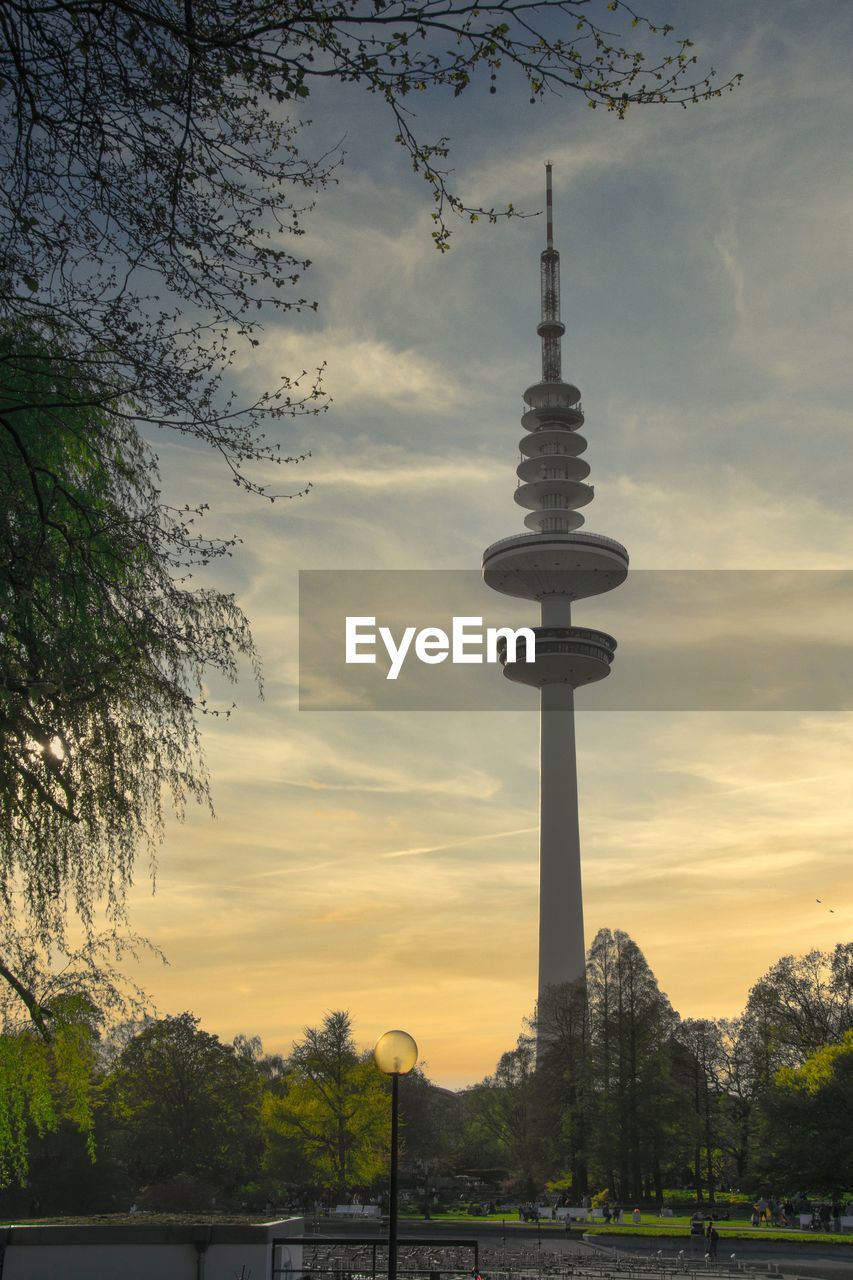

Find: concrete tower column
[539,681,585,997]
[482,164,628,1031]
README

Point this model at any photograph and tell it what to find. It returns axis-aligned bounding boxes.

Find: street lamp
[374,1030,418,1280]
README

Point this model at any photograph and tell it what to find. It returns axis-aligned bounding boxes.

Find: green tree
[106,1012,263,1196]
[1,334,257,944]
[462,1035,540,1195]
[0,924,156,1187]
[749,1029,853,1192]
[742,945,853,1071]
[534,978,592,1197]
[674,1018,731,1205]
[396,1066,458,1167]
[0,1000,98,1189]
[262,1011,388,1197]
[586,928,678,1201]
[714,1015,769,1184]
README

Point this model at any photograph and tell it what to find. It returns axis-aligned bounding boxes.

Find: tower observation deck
[482,164,628,1020]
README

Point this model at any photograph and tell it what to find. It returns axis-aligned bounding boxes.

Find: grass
[400,1212,852,1246]
[580,1225,852,1246]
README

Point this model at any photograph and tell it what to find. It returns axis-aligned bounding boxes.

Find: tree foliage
[0,920,160,1187]
[1,0,741,474]
[107,1012,263,1191]
[583,928,679,1201]
[750,1029,853,1193]
[1,942,850,1212]
[463,1034,539,1192]
[262,1010,389,1195]
[1,329,259,945]
[741,944,853,1073]
[0,986,103,1188]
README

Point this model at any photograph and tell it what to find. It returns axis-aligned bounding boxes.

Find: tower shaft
[539,682,585,997]
[482,165,628,1036]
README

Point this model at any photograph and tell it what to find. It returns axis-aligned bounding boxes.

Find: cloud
[381,825,537,859]
[242,326,469,413]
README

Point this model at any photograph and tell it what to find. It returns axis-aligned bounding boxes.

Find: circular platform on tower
[497,625,616,688]
[482,531,628,602]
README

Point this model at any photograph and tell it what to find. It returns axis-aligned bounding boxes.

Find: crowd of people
[748,1195,851,1230]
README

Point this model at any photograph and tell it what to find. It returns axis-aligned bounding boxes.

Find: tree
[0,329,256,959]
[534,978,592,1196]
[396,1066,457,1165]
[397,1070,458,1216]
[741,945,853,1071]
[714,1015,771,1184]
[586,928,678,1202]
[674,1018,729,1205]
[262,1011,389,1197]
[462,1034,540,1194]
[749,1029,853,1193]
[106,1012,263,1196]
[1,0,742,464]
[0,995,98,1189]
[0,922,157,1187]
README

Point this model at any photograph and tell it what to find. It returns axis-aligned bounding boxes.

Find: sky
[123,0,853,1088]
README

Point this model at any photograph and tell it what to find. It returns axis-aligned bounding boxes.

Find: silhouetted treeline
[0,936,850,1217]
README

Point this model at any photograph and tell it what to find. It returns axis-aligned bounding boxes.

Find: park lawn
[583,1225,852,1246]
[395,1212,853,1246]
[405,1213,727,1228]
[404,1212,515,1222]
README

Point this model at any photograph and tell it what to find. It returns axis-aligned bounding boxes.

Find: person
[707,1225,719,1261]
[612,1203,621,1225]
[832,1200,842,1232]
[602,1205,612,1225]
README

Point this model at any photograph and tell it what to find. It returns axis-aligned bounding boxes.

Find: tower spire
[538,163,565,383]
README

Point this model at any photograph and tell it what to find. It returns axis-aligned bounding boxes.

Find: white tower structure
[482,164,628,1012]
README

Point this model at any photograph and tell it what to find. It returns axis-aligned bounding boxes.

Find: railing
[497,626,616,667]
[535,626,617,649]
[272,1237,479,1280]
[483,530,627,559]
[522,402,584,418]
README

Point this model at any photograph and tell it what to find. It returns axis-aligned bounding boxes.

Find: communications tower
[482,164,628,1014]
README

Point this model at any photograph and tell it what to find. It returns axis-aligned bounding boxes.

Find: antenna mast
[538,162,565,382]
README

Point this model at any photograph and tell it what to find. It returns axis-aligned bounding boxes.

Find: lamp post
[374,1030,418,1280]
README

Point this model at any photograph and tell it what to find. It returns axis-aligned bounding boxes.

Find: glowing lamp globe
[374,1030,418,1076]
